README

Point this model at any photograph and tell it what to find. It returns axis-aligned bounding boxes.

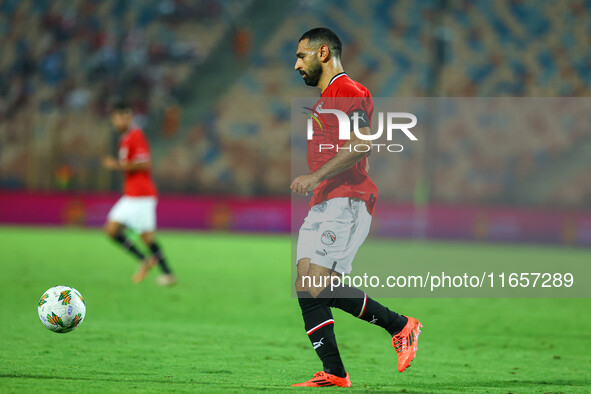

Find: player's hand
[290,173,321,196]
[102,156,120,170]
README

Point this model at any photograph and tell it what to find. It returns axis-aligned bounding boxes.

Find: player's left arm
[290,126,372,195]
[120,160,151,171]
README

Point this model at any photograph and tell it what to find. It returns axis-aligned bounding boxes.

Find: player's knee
[308,284,327,299]
[296,273,328,297]
[104,222,119,238]
[295,275,306,293]
[141,234,154,244]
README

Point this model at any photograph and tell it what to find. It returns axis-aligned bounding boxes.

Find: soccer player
[291,28,422,387]
[102,101,177,286]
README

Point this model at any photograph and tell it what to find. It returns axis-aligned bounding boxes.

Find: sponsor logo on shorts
[315,249,328,256]
[321,231,336,245]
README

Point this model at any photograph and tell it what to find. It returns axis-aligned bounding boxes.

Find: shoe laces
[393,330,411,353]
[313,371,328,379]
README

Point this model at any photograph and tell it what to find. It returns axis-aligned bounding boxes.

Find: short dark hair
[112,99,132,112]
[299,27,342,59]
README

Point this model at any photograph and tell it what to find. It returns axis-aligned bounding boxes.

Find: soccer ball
[37,285,86,333]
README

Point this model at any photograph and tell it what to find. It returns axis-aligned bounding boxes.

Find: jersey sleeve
[128,131,151,163]
[340,86,373,129]
[347,106,371,129]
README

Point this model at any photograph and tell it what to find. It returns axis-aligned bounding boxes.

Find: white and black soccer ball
[37,286,86,333]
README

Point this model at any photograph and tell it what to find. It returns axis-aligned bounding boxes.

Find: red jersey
[307,73,378,215]
[118,128,157,197]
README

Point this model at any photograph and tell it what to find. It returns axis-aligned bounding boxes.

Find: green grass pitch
[0,227,589,393]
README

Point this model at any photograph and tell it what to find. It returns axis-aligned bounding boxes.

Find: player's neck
[117,125,132,135]
[318,63,345,93]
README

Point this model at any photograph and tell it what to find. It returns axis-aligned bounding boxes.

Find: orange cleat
[132,257,157,284]
[292,371,351,387]
[392,316,422,372]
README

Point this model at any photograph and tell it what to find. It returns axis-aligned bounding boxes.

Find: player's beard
[301,60,322,87]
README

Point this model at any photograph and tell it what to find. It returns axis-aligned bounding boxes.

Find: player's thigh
[124,197,157,234]
[296,217,316,268]
[327,199,372,274]
[295,257,311,293]
[296,258,334,280]
[306,263,338,297]
[315,198,372,275]
[296,198,360,273]
[135,198,157,233]
[296,203,327,270]
[104,220,123,237]
[296,257,338,295]
[297,257,310,278]
[342,199,372,254]
[107,197,133,229]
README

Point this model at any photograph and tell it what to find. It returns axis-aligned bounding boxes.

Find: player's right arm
[102,157,151,171]
[311,125,372,180]
[102,131,151,172]
[290,126,372,195]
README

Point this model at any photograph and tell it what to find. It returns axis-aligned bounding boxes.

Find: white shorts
[297,197,372,275]
[107,196,157,233]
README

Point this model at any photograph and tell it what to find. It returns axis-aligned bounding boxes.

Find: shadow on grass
[386,379,591,393]
[0,373,283,391]
[2,374,590,392]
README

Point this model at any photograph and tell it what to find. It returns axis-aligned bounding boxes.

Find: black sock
[148,242,172,274]
[297,291,346,378]
[318,286,408,336]
[113,233,145,260]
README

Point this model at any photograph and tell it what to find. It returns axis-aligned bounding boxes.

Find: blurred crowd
[0,0,246,190]
[1,0,591,207]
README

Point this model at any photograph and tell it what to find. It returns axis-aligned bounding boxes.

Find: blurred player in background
[102,101,177,286]
[291,28,422,387]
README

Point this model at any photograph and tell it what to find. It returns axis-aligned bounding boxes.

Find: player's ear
[319,45,330,62]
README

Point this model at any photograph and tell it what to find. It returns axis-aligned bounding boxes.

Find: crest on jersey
[302,107,326,132]
[321,230,336,245]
